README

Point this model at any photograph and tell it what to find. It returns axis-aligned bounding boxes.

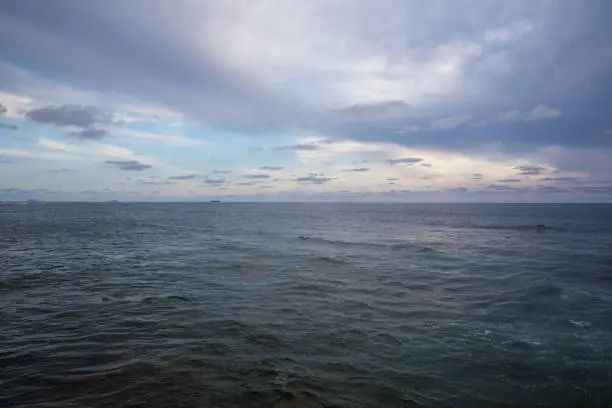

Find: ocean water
[1,202,612,408]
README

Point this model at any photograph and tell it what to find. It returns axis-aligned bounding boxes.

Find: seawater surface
[2,203,612,407]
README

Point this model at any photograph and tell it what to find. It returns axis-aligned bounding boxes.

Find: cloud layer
[1,1,611,201]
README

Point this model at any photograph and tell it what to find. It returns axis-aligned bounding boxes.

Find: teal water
[2,203,612,407]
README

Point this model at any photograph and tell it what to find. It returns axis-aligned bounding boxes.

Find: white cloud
[37,137,166,167]
[0,91,35,118]
[281,135,557,193]
[117,129,204,148]
[204,2,536,106]
[0,147,76,161]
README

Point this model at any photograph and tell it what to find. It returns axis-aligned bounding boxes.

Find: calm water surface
[2,203,612,407]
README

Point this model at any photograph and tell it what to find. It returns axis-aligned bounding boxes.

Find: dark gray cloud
[236,182,255,186]
[203,178,226,185]
[25,105,112,128]
[0,157,12,164]
[0,103,7,115]
[387,157,423,165]
[0,122,18,130]
[24,104,113,140]
[68,128,107,140]
[345,167,369,172]
[212,170,232,174]
[539,177,578,182]
[168,174,200,180]
[498,178,522,183]
[48,168,71,173]
[105,160,152,171]
[243,174,270,179]
[420,163,432,168]
[259,166,284,171]
[295,175,333,184]
[513,165,547,176]
[386,177,399,181]
[472,173,484,180]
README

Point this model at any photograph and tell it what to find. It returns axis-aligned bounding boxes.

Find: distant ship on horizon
[210,200,221,203]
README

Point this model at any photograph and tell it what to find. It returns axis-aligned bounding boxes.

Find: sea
[1,202,612,408]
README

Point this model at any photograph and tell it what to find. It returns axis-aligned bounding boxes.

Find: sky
[1,0,612,202]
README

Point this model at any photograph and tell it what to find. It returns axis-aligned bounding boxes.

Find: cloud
[118,129,203,147]
[2,0,612,200]
[420,163,432,168]
[539,176,578,182]
[37,137,163,167]
[0,157,12,163]
[387,157,423,165]
[513,164,547,175]
[212,169,232,174]
[498,178,521,183]
[386,177,399,181]
[572,186,612,195]
[483,184,525,192]
[25,105,112,128]
[275,144,320,151]
[203,178,226,185]
[0,103,7,115]
[393,115,471,134]
[0,147,75,161]
[496,105,561,122]
[48,168,72,173]
[472,173,483,180]
[68,128,107,140]
[138,180,174,186]
[429,115,471,130]
[105,160,152,171]
[536,185,569,194]
[295,175,333,184]
[449,187,469,193]
[236,181,255,186]
[335,100,413,120]
[243,174,270,179]
[344,167,369,172]
[0,122,18,130]
[168,174,200,180]
[259,166,284,171]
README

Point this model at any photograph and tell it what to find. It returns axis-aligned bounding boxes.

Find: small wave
[102,294,191,304]
[470,224,566,232]
[314,255,348,265]
[296,235,434,253]
[569,320,591,328]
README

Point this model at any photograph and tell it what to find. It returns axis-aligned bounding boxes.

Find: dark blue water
[2,203,612,407]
